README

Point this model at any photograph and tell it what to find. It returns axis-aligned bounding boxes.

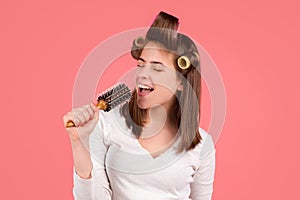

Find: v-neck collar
[105,138,184,174]
[135,136,180,159]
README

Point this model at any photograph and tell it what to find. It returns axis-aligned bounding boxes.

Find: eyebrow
[137,57,167,67]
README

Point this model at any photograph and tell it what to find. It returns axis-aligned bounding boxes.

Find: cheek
[152,73,178,91]
[156,87,175,100]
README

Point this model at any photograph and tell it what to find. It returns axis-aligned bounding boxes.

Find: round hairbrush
[65,83,132,128]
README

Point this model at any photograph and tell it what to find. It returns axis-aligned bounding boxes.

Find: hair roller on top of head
[150,11,179,30]
[146,11,179,51]
[131,12,180,60]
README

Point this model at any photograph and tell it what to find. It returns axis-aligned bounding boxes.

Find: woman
[63,11,216,200]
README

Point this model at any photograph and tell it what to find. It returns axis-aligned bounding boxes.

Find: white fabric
[73,108,216,200]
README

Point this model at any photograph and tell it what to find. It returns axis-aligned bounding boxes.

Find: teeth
[138,84,153,90]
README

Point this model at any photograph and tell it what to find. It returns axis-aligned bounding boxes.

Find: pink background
[1,0,300,199]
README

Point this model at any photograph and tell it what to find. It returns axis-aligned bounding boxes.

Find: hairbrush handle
[65,100,107,128]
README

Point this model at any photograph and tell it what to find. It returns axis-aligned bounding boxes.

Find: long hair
[121,11,202,152]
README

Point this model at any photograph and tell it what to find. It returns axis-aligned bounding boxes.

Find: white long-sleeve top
[73,108,216,200]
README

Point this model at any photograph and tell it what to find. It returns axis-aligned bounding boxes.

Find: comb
[66,83,131,128]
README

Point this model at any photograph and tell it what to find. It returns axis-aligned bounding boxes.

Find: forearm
[70,137,93,179]
[71,134,112,200]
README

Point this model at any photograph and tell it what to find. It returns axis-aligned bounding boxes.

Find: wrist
[68,128,89,142]
[69,133,90,150]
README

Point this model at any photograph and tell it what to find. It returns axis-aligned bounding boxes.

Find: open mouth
[138,84,154,96]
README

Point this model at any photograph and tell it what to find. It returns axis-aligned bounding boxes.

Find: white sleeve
[73,112,112,200]
[190,134,216,200]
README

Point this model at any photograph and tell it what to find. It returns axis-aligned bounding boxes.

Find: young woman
[63,11,216,200]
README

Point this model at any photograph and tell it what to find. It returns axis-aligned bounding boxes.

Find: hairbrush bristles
[97,83,132,112]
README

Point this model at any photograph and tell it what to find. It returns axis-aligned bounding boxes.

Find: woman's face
[135,41,182,111]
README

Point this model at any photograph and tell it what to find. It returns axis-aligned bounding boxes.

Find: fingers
[85,103,94,116]
[63,112,79,127]
[90,102,99,112]
[63,103,99,127]
[90,103,99,118]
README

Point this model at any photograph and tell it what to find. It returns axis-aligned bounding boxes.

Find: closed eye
[152,64,164,72]
[153,66,164,71]
[137,58,145,68]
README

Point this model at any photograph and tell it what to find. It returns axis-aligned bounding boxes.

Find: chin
[137,102,149,110]
[137,101,164,110]
[137,99,155,110]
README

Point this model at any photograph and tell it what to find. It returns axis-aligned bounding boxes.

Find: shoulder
[89,108,124,142]
[196,127,215,158]
[94,107,133,141]
[97,107,127,130]
[198,127,213,145]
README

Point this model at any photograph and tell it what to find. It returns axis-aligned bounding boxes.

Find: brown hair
[121,11,202,152]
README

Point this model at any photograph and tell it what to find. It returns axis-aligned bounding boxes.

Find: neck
[141,105,177,139]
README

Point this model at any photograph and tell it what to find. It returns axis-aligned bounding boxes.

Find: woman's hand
[63,103,99,141]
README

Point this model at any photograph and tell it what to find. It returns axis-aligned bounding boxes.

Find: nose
[136,64,151,79]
